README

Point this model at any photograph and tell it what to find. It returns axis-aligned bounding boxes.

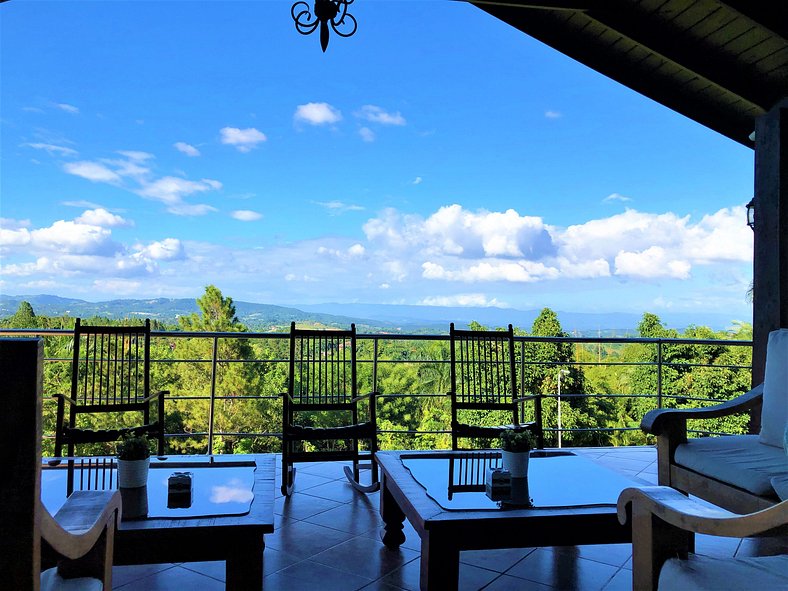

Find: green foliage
[499,429,534,452]
[116,434,151,460]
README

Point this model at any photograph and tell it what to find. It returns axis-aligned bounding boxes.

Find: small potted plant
[499,429,534,478]
[116,433,151,488]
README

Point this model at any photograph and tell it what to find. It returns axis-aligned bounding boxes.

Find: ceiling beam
[585,3,775,111]
[716,0,788,41]
[467,0,596,10]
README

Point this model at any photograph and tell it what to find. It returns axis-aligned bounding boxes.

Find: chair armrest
[617,486,788,538]
[51,393,79,406]
[141,389,168,403]
[350,391,377,403]
[40,490,122,560]
[641,383,763,435]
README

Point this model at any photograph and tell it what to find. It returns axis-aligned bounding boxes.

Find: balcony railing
[1,328,753,454]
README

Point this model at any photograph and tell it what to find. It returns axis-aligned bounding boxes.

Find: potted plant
[116,433,151,488]
[499,429,533,478]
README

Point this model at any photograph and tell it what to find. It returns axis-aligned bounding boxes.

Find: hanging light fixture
[746,198,755,230]
[291,0,357,52]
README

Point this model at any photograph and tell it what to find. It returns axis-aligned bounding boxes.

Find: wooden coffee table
[377,450,637,590]
[42,454,275,591]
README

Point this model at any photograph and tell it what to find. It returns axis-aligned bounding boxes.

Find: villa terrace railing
[1,329,753,454]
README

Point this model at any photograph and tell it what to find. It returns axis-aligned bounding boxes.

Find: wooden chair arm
[617,486,788,538]
[51,393,79,406]
[141,390,168,403]
[40,490,121,560]
[641,383,763,435]
[350,391,377,403]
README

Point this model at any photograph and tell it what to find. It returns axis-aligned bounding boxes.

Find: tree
[179,285,244,332]
[8,301,37,328]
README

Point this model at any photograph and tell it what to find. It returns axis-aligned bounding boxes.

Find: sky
[0,0,756,322]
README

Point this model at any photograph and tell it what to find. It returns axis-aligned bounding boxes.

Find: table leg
[226,533,264,590]
[380,476,406,549]
[420,531,459,591]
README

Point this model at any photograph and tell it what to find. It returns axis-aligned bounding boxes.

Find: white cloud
[419,294,506,307]
[116,150,153,162]
[356,105,406,126]
[413,177,423,185]
[137,176,221,214]
[64,161,121,183]
[615,247,692,279]
[545,110,562,119]
[0,218,31,230]
[294,102,342,126]
[359,127,375,142]
[92,279,142,295]
[56,103,79,114]
[75,208,131,227]
[231,210,263,221]
[348,244,365,257]
[314,201,364,215]
[166,203,218,216]
[422,260,559,283]
[23,143,78,157]
[29,220,118,256]
[603,193,632,203]
[135,238,185,261]
[220,127,267,152]
[174,142,201,157]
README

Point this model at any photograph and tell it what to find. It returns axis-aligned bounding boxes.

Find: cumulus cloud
[294,102,342,126]
[64,161,122,183]
[220,127,267,152]
[359,127,375,142]
[231,210,263,221]
[355,105,406,126]
[135,238,185,261]
[413,177,423,185]
[137,176,221,215]
[23,143,78,157]
[615,247,691,279]
[174,142,200,157]
[75,208,131,227]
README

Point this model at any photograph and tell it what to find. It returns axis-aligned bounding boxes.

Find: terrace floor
[110,446,785,590]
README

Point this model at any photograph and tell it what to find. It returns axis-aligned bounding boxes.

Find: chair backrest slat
[289,324,356,405]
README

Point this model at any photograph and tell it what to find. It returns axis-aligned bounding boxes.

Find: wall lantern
[291,0,357,52]
[746,198,755,231]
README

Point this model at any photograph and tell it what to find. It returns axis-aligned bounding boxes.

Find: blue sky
[1,1,754,321]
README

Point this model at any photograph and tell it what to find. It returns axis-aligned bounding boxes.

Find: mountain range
[0,294,748,335]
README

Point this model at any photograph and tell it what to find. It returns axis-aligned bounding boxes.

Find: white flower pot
[117,457,150,488]
[501,450,530,478]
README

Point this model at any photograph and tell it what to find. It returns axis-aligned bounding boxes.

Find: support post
[752,98,788,431]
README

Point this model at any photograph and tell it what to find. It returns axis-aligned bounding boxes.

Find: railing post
[208,336,219,454]
[372,337,379,393]
[656,340,663,409]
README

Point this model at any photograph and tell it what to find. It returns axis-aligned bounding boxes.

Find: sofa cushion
[659,554,788,591]
[674,435,788,496]
[760,328,788,448]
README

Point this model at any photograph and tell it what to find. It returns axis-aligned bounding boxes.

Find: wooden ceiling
[471,0,788,147]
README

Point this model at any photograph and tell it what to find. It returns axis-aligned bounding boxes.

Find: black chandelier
[291,0,358,53]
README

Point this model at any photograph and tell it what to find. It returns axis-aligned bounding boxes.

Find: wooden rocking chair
[281,322,379,496]
[449,323,542,450]
[52,319,166,494]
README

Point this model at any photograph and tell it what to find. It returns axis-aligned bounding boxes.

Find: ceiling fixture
[291,0,357,53]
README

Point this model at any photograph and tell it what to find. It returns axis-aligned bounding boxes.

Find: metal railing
[2,328,753,453]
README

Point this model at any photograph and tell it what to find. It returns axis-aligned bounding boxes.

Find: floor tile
[115,565,225,590]
[736,535,788,557]
[265,518,357,559]
[262,547,305,576]
[311,535,420,580]
[601,568,631,591]
[482,573,554,590]
[460,547,535,573]
[275,489,342,520]
[506,548,619,591]
[551,544,632,568]
[112,563,177,588]
[305,501,383,534]
[264,558,372,591]
[180,560,225,582]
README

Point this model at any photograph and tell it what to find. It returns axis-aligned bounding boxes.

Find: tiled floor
[111,447,785,590]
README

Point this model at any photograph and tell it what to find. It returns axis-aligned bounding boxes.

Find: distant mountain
[0,294,748,334]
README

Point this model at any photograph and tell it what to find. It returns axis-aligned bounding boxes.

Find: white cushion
[760,328,788,448]
[41,568,103,591]
[659,554,788,591]
[674,435,787,497]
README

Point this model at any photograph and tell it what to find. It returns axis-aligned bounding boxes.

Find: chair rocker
[52,318,166,494]
[281,322,379,496]
[449,323,542,450]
